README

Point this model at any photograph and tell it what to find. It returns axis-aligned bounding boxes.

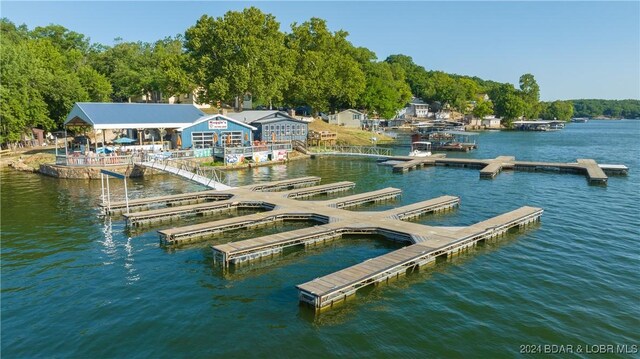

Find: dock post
[106,175,111,213]
[100,173,105,207]
[124,176,130,214]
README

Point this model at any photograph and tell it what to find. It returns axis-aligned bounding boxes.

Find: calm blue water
[2,120,639,357]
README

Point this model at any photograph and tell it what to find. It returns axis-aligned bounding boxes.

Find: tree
[285,17,365,112]
[489,83,526,126]
[154,36,193,100]
[185,7,294,109]
[384,54,430,99]
[541,101,574,121]
[92,41,154,101]
[358,61,412,118]
[519,73,540,118]
[473,100,494,119]
[31,24,90,53]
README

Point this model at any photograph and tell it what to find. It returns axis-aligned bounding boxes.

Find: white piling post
[124,176,130,214]
[106,175,111,213]
[101,173,105,206]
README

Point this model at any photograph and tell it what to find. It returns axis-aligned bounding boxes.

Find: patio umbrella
[113,137,136,144]
[176,135,182,148]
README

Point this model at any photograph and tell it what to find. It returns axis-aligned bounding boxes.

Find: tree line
[1,7,638,143]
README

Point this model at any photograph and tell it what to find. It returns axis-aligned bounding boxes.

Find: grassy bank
[307,119,392,146]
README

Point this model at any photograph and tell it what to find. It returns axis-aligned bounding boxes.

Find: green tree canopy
[357,61,412,118]
[519,73,540,118]
[185,7,294,108]
[541,101,574,121]
[285,17,365,112]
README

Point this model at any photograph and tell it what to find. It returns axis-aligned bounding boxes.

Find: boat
[408,141,432,157]
[571,118,588,123]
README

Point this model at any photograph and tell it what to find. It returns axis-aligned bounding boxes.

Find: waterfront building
[178,114,256,149]
[226,110,308,143]
[482,116,502,129]
[64,102,206,151]
[327,109,366,128]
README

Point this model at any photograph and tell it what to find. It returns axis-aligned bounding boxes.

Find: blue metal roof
[65,103,206,129]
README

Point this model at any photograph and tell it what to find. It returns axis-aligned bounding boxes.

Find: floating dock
[211,195,461,266]
[101,176,322,215]
[157,187,406,245]
[386,155,627,185]
[296,206,542,310]
[109,176,543,311]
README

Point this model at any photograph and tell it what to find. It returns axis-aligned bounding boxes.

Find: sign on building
[208,120,228,130]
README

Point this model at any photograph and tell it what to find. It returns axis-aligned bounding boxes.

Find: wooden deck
[157,187,405,245]
[102,175,544,311]
[388,155,628,185]
[101,176,322,215]
[124,182,358,227]
[280,181,355,199]
[296,206,543,310]
[210,195,461,266]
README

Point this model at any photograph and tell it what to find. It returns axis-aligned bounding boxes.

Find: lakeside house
[405,97,430,118]
[226,110,309,143]
[482,116,501,129]
[328,109,366,128]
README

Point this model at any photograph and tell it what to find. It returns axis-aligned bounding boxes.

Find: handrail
[308,146,392,156]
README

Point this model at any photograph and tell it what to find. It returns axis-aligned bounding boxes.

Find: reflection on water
[2,120,639,357]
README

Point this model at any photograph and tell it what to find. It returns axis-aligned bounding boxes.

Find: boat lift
[100,169,129,214]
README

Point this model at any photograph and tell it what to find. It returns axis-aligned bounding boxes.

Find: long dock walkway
[386,155,627,185]
[296,206,542,310]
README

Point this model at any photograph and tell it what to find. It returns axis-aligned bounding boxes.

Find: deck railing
[146,157,229,186]
[212,143,293,157]
[308,146,392,157]
[56,155,136,166]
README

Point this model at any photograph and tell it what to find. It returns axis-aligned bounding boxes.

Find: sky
[2,1,639,101]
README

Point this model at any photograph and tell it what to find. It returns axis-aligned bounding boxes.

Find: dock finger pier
[105,176,543,311]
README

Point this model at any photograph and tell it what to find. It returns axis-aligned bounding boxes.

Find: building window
[286,124,291,135]
[184,93,190,99]
[353,114,361,120]
[221,131,243,147]
[192,132,215,149]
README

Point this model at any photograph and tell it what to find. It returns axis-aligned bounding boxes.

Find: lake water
[2,120,639,357]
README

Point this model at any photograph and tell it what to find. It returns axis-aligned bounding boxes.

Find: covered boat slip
[415,130,479,152]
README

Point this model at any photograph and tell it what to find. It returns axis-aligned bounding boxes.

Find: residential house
[404,97,430,118]
[481,116,501,129]
[226,110,308,143]
[328,109,366,128]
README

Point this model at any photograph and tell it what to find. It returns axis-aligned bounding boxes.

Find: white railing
[212,143,293,157]
[309,146,392,156]
[146,157,229,187]
[56,155,135,166]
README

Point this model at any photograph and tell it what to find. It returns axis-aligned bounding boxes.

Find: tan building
[328,109,366,128]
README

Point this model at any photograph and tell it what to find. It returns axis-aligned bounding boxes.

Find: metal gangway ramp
[137,160,233,190]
